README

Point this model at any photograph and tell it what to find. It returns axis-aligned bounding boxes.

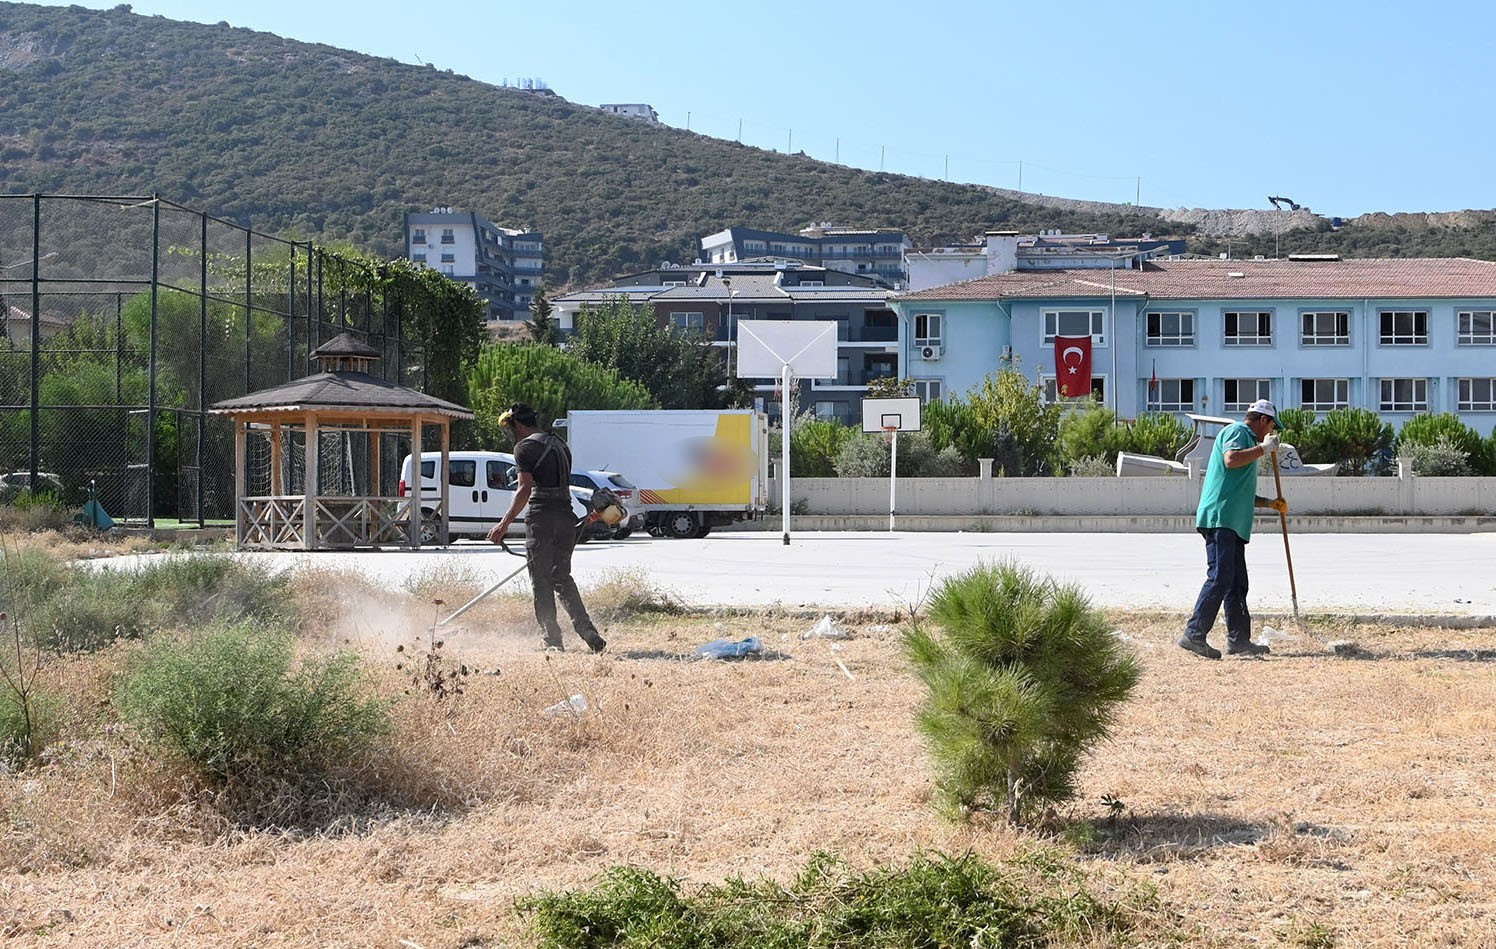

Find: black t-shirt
[515,433,572,512]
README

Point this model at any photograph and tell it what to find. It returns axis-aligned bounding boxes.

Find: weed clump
[114,619,389,785]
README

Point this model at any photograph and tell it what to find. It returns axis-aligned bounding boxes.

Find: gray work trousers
[525,507,602,649]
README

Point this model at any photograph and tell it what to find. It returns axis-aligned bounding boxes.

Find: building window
[1041,376,1107,404]
[1224,379,1271,412]
[913,313,943,346]
[1153,378,1194,412]
[1300,378,1349,411]
[1146,311,1194,346]
[1042,309,1106,346]
[1379,310,1427,345]
[412,253,427,263]
[1223,310,1272,346]
[1458,310,1496,345]
[412,229,426,244]
[440,228,455,244]
[1379,378,1428,412]
[814,401,843,421]
[1458,378,1496,411]
[669,312,705,331]
[440,253,455,264]
[1301,310,1350,345]
[913,379,943,403]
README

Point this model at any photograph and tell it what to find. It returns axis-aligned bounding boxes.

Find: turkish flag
[1055,335,1092,398]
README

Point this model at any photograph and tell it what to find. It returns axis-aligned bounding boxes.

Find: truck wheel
[612,527,633,540]
[419,511,440,545]
[692,524,712,539]
[663,511,699,539]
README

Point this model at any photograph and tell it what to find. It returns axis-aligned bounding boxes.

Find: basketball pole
[887,426,898,531]
[781,363,791,546]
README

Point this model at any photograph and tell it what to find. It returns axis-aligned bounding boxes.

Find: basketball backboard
[861,397,922,434]
[736,320,838,379]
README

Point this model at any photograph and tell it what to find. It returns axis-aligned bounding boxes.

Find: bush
[518,850,1160,948]
[1118,412,1191,460]
[1066,454,1115,477]
[115,620,389,783]
[1401,435,1473,476]
[1313,408,1395,475]
[0,674,63,770]
[834,430,968,478]
[1057,402,1125,468]
[0,490,73,533]
[790,417,854,477]
[1396,413,1490,474]
[904,562,1140,825]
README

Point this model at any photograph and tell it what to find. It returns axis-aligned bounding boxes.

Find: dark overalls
[518,433,605,652]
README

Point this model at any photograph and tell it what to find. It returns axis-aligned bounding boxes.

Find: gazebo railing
[237,494,432,549]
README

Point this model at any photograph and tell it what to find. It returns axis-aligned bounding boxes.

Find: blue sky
[47,0,1496,217]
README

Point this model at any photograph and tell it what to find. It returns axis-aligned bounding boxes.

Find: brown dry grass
[3,569,1496,947]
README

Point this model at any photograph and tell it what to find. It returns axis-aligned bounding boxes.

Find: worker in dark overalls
[486,403,607,653]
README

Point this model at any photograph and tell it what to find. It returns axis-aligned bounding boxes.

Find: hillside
[3,2,1496,289]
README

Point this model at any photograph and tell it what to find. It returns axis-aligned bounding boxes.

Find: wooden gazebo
[210,332,473,550]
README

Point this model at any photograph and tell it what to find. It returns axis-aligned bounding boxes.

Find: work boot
[1177,635,1222,660]
[583,634,607,655]
[1226,640,1271,657]
[541,636,565,652]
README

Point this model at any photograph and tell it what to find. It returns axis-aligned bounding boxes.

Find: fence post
[199,210,209,527]
[147,194,159,528]
[28,194,40,488]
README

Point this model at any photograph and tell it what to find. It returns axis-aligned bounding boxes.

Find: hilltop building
[700,225,910,289]
[599,103,660,123]
[906,230,1186,290]
[404,207,544,324]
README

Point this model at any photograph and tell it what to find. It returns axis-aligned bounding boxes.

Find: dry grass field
[3,558,1495,947]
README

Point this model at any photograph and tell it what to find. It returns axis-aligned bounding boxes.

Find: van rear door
[484,457,521,533]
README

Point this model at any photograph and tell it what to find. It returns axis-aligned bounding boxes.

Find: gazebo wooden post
[304,412,319,550]
[234,418,247,546]
[438,416,451,546]
[270,422,283,495]
[407,417,421,548]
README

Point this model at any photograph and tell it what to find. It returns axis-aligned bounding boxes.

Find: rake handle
[1269,449,1301,622]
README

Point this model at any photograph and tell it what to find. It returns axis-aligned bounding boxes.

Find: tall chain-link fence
[0,194,438,525]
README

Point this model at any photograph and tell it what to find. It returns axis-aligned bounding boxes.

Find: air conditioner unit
[1000,345,1013,360]
[920,344,942,360]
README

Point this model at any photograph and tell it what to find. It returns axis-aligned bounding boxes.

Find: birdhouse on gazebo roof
[210,331,473,550]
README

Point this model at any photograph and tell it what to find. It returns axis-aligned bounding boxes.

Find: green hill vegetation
[3,1,1496,289]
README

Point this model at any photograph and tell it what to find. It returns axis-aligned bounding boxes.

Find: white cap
[1247,399,1277,419]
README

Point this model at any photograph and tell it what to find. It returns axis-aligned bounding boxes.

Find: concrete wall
[775,474,1496,519]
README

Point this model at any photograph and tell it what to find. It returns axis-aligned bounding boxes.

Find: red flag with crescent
[1055,335,1092,398]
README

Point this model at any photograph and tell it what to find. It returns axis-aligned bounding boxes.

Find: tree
[466,342,656,448]
[1312,408,1395,475]
[1395,412,1492,475]
[960,367,1062,476]
[568,297,729,409]
[527,289,558,346]
[834,430,968,478]
[904,562,1140,825]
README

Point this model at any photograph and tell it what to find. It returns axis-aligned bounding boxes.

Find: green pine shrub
[790,417,854,477]
[1312,408,1394,475]
[1057,402,1126,468]
[904,562,1140,825]
[518,850,1162,948]
[1118,412,1192,460]
[115,619,389,784]
[834,430,968,478]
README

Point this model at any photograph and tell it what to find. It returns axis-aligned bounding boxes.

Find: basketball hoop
[882,425,899,444]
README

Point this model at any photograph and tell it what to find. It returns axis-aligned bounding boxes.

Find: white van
[397,451,612,544]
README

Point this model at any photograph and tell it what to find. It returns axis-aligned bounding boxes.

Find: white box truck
[562,409,769,538]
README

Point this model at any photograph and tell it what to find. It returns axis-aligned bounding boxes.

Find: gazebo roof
[210,370,473,418]
[310,332,382,359]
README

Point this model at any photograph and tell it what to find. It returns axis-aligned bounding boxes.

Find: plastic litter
[542,694,588,717]
[801,615,847,640]
[1259,625,1295,643]
[694,637,763,659]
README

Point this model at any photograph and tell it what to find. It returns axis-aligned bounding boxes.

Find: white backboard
[861,397,922,433]
[736,320,839,379]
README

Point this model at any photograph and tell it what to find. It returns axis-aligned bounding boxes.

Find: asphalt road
[174,529,1496,618]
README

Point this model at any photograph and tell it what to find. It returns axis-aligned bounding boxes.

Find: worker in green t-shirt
[1179,399,1288,660]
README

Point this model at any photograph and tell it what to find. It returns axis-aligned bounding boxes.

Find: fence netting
[0,194,437,524]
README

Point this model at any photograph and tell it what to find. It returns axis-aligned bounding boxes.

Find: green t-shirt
[1195,421,1259,540]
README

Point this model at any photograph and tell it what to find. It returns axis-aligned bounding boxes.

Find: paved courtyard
[190,529,1496,618]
